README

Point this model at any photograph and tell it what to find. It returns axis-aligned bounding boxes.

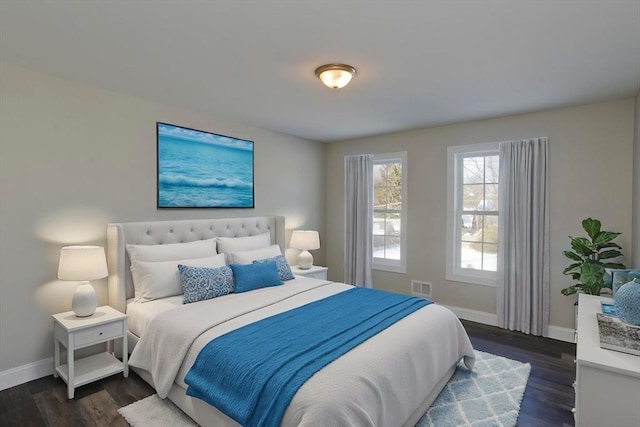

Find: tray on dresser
[596,312,640,356]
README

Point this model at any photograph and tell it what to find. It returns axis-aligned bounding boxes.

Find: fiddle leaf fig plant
[561,218,626,296]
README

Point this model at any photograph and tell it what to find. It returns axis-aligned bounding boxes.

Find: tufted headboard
[106,216,285,313]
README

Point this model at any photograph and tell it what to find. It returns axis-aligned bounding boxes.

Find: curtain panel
[497,138,550,336]
[344,154,373,288]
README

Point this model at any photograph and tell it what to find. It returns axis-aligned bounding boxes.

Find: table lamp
[290,230,320,269]
[58,246,108,317]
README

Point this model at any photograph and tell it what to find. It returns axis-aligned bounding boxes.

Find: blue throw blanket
[184,287,431,427]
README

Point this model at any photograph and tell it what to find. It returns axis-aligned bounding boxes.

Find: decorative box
[596,312,640,356]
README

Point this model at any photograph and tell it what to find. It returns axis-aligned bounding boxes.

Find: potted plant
[561,218,626,296]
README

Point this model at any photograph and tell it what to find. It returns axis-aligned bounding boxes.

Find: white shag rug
[118,394,198,427]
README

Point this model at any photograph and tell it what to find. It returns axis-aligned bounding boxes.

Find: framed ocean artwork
[156,122,254,208]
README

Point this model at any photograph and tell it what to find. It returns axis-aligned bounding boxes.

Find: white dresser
[574,294,640,427]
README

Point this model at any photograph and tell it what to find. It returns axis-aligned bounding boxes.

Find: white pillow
[217,232,271,261]
[126,238,217,263]
[230,244,282,265]
[130,254,225,302]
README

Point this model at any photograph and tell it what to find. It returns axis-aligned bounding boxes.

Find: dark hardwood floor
[0,320,576,427]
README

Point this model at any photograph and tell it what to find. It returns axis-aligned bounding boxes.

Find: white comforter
[129,279,475,426]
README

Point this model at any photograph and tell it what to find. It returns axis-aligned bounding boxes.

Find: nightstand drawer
[290,265,328,280]
[305,270,327,280]
[74,321,123,347]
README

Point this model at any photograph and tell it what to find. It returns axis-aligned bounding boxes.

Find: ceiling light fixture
[315,63,357,89]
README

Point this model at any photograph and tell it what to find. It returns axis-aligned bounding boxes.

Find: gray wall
[0,63,325,372]
[325,98,635,331]
[634,93,640,266]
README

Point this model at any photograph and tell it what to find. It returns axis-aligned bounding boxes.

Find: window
[373,152,407,273]
[446,143,500,286]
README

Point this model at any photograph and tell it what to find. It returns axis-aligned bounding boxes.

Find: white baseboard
[0,357,53,391]
[444,304,575,343]
[547,325,576,343]
[444,304,498,326]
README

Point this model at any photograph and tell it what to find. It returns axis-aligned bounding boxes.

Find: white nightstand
[291,265,328,280]
[52,305,128,399]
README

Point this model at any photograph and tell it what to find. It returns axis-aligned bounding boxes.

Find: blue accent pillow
[253,255,294,281]
[178,264,235,304]
[230,261,283,293]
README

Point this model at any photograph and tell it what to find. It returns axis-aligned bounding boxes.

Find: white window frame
[446,142,500,287]
[373,151,407,274]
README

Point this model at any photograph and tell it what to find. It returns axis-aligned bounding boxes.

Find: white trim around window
[373,151,407,274]
[446,142,500,287]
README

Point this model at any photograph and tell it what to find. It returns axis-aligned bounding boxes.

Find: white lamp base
[298,250,314,270]
[72,282,97,317]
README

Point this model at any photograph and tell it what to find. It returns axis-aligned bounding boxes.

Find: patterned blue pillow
[253,255,295,281]
[230,261,283,293]
[178,264,235,304]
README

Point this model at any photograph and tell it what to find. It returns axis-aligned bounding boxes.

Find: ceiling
[1,1,639,142]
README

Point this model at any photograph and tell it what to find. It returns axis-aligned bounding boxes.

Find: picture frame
[156,122,254,208]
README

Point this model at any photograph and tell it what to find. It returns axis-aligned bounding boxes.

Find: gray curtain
[344,154,373,288]
[497,137,550,336]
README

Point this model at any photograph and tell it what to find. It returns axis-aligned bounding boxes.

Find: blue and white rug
[120,350,530,427]
[416,350,531,427]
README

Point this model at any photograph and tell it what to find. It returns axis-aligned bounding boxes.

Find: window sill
[373,263,406,274]
[446,272,496,287]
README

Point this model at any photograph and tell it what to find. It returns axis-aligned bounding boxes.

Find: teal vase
[614,280,640,326]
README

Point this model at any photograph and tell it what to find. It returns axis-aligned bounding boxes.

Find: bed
[107,216,475,427]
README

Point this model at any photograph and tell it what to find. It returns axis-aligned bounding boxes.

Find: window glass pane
[373,212,387,256]
[463,184,484,210]
[460,214,474,232]
[482,243,498,271]
[485,155,499,183]
[374,186,388,209]
[373,164,386,187]
[373,212,387,233]
[462,215,483,242]
[463,157,484,184]
[461,241,482,270]
[388,186,402,209]
[484,184,499,211]
[373,213,402,259]
[383,235,401,260]
[484,215,498,244]
[385,164,402,202]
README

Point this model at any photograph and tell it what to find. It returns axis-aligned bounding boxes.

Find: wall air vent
[411,280,432,298]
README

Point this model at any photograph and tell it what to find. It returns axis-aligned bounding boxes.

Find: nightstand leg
[53,339,60,378]
[67,335,74,399]
[122,330,129,377]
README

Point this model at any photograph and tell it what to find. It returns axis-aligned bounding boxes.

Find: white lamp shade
[290,230,320,250]
[58,246,108,281]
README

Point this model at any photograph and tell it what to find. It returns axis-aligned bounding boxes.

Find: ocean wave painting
[157,123,254,208]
